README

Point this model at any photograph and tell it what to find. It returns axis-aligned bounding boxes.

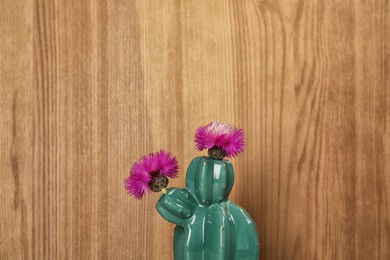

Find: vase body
[156,157,260,260]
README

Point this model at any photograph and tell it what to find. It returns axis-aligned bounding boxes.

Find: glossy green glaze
[156,157,260,260]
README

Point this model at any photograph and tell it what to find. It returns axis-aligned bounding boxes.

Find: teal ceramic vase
[156,156,260,260]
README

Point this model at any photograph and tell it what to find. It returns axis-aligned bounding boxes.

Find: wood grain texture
[1,0,389,259]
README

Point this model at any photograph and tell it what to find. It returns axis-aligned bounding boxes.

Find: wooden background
[1,0,389,259]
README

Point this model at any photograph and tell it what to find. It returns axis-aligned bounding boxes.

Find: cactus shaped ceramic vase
[156,156,260,260]
[124,121,260,259]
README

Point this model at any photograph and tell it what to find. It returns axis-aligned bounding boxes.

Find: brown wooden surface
[1,0,389,259]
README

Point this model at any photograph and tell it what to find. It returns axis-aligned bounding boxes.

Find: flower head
[195,121,245,159]
[124,150,179,199]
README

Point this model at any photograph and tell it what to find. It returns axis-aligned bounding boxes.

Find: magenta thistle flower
[124,150,179,199]
[195,121,245,159]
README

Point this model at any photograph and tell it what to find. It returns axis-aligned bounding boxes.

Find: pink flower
[124,150,179,199]
[194,121,245,158]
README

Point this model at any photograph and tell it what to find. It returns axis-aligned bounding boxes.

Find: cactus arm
[156,188,197,226]
[188,157,235,205]
[227,201,260,259]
